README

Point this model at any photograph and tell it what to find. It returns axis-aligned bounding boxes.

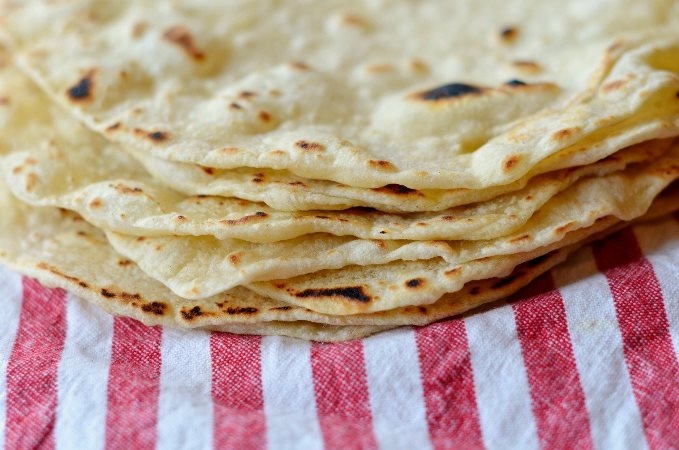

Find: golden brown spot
[76,231,87,237]
[405,278,425,288]
[66,71,95,102]
[0,96,10,106]
[114,184,143,195]
[219,211,269,226]
[175,215,186,221]
[135,236,146,242]
[555,221,577,234]
[509,234,532,243]
[371,240,387,250]
[117,259,132,267]
[226,307,258,315]
[25,173,38,192]
[409,59,429,73]
[499,26,519,43]
[552,127,580,142]
[100,288,115,298]
[295,140,325,152]
[229,102,243,110]
[339,13,370,28]
[36,262,88,287]
[602,79,627,93]
[141,301,166,315]
[252,177,263,183]
[289,181,306,187]
[131,21,148,38]
[258,111,272,123]
[269,149,287,157]
[511,60,542,74]
[181,306,203,320]
[607,40,624,54]
[134,128,170,142]
[88,198,103,208]
[289,61,310,71]
[418,306,428,314]
[11,166,22,175]
[105,122,121,132]
[503,155,522,171]
[238,91,256,99]
[469,286,482,295]
[365,63,394,74]
[271,306,293,311]
[162,25,205,61]
[444,267,462,277]
[121,292,142,301]
[368,159,397,171]
[269,89,282,97]
[201,166,215,175]
[228,253,242,265]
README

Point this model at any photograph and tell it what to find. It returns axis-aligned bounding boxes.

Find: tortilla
[2,1,679,189]
[1,59,668,247]
[105,144,679,299]
[1,177,677,341]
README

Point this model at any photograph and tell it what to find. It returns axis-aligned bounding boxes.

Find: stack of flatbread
[0,0,678,341]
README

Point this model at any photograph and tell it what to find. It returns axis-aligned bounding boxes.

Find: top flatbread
[2,0,679,189]
[2,59,669,245]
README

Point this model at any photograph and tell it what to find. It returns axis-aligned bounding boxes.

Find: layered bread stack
[0,0,678,340]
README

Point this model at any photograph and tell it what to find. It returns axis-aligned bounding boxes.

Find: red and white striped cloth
[1,214,679,450]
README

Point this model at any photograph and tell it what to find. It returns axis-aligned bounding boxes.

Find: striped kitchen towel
[1,214,678,450]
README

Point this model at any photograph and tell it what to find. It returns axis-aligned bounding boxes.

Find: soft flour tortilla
[247,154,679,314]
[0,59,669,246]
[0,179,388,341]
[178,182,679,329]
[1,177,677,341]
[105,144,679,299]
[2,1,679,188]
[7,142,667,238]
[128,141,664,213]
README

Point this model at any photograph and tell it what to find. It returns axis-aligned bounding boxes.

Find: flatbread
[2,178,677,341]
[1,59,669,247]
[247,151,679,314]
[7,141,666,238]
[0,178,388,340]
[2,1,679,188]
[105,144,679,299]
